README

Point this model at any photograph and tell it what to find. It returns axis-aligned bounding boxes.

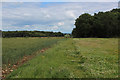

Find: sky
[1,0,119,2]
[2,2,118,33]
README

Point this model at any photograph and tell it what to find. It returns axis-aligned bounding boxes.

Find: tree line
[72,8,120,38]
[2,31,64,38]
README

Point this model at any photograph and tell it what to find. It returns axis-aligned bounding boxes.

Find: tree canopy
[2,31,64,38]
[72,8,120,38]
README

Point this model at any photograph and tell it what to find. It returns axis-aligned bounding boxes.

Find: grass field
[4,38,118,78]
[2,37,65,66]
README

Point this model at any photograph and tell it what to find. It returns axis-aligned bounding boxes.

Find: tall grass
[2,37,65,66]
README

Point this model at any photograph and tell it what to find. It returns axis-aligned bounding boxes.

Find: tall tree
[72,8,120,38]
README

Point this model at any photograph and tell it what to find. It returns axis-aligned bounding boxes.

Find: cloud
[2,0,119,2]
[0,2,2,30]
[2,2,118,33]
[58,22,64,26]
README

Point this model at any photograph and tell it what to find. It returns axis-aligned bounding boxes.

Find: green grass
[2,37,65,66]
[73,38,118,78]
[6,38,118,78]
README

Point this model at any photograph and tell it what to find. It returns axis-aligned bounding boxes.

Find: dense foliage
[2,31,64,38]
[72,8,120,38]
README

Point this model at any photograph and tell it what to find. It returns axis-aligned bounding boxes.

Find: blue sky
[2,2,118,33]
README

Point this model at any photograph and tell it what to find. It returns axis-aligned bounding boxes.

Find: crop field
[2,37,65,66]
[2,38,118,78]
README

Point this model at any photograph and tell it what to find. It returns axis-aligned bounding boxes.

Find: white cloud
[24,25,30,27]
[0,2,2,30]
[58,22,64,26]
[2,2,118,33]
[50,26,59,30]
[66,10,76,18]
[2,0,119,2]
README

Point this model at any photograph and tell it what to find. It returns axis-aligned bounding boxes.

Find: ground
[2,38,118,78]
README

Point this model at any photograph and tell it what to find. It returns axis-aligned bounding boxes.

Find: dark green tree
[72,8,120,38]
